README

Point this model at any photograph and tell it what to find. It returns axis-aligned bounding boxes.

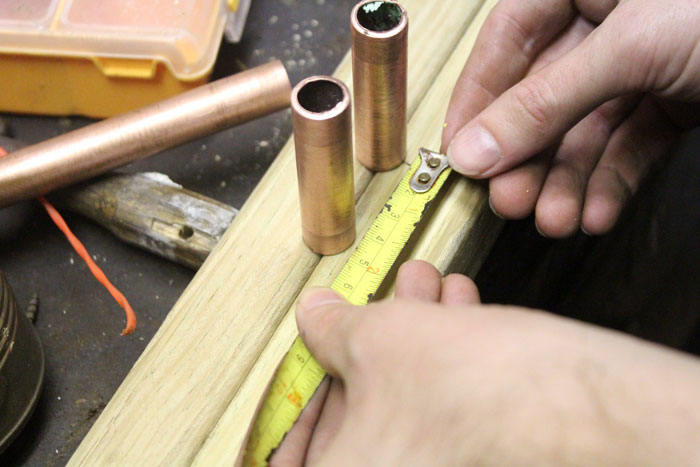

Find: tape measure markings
[345,204,404,303]
[257,347,311,440]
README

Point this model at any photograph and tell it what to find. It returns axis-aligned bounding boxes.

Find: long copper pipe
[351,0,408,172]
[0,60,291,209]
[292,76,356,255]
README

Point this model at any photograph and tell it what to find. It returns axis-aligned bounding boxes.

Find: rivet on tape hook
[410,148,450,193]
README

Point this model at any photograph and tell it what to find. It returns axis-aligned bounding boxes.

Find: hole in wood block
[178,225,194,240]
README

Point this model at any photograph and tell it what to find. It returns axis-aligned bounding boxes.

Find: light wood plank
[70,1,488,465]
[193,0,501,463]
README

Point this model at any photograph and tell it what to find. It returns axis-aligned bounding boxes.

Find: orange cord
[0,146,136,335]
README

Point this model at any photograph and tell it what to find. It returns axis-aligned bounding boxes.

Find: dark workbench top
[1,1,699,465]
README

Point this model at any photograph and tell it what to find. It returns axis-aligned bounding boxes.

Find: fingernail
[297,288,345,313]
[447,123,502,176]
[488,197,506,220]
[534,221,550,239]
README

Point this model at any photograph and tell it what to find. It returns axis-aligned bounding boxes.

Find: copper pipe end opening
[292,76,356,256]
[292,77,350,121]
[352,1,407,37]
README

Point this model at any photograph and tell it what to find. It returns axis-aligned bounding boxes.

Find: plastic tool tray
[0,0,251,117]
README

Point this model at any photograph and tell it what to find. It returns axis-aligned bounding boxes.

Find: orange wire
[0,146,136,335]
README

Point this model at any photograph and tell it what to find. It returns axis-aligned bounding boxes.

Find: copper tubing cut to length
[352,0,408,172]
[0,60,291,209]
[292,76,356,255]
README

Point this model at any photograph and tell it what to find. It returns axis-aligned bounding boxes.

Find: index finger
[441,0,576,152]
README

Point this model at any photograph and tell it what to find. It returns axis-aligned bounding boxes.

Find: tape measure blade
[244,336,325,466]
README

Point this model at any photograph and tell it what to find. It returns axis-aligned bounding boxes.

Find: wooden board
[70,1,499,464]
[192,2,502,463]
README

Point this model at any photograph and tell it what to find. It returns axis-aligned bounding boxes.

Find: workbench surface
[1,1,699,465]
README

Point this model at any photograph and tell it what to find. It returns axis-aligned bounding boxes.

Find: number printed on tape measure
[243,155,452,466]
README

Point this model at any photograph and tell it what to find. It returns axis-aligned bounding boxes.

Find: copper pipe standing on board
[351,0,408,172]
[292,76,356,255]
[0,60,291,209]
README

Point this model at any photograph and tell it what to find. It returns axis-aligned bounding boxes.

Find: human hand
[442,0,700,237]
[271,260,479,465]
[273,260,700,465]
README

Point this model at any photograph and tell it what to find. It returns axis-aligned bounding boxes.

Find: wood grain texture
[194,0,501,464]
[69,1,489,465]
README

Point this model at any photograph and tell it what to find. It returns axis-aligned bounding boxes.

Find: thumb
[296,288,356,377]
[447,24,635,179]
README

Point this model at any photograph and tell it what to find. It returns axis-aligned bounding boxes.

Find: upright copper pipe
[0,60,291,209]
[292,76,355,255]
[351,0,408,172]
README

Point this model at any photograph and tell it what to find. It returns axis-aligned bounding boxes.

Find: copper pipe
[0,60,291,209]
[351,0,408,172]
[292,76,356,255]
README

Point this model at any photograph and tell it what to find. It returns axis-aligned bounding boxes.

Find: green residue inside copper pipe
[358,1,403,32]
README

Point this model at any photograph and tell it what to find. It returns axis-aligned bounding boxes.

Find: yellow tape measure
[243,149,452,466]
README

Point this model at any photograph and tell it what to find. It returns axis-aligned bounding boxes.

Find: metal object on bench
[0,272,44,454]
[351,0,408,172]
[292,76,356,255]
[0,60,291,209]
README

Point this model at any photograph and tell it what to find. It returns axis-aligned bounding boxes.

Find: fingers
[305,378,346,465]
[489,146,556,220]
[298,265,483,377]
[441,0,577,152]
[534,95,640,237]
[395,260,442,302]
[296,289,357,377]
[487,17,594,220]
[574,0,619,24]
[582,97,680,234]
[441,274,481,305]
[270,377,331,467]
[296,270,480,463]
[447,18,637,179]
[395,260,481,305]
[526,16,596,76]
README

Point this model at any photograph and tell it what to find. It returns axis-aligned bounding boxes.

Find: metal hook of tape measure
[410,148,450,193]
